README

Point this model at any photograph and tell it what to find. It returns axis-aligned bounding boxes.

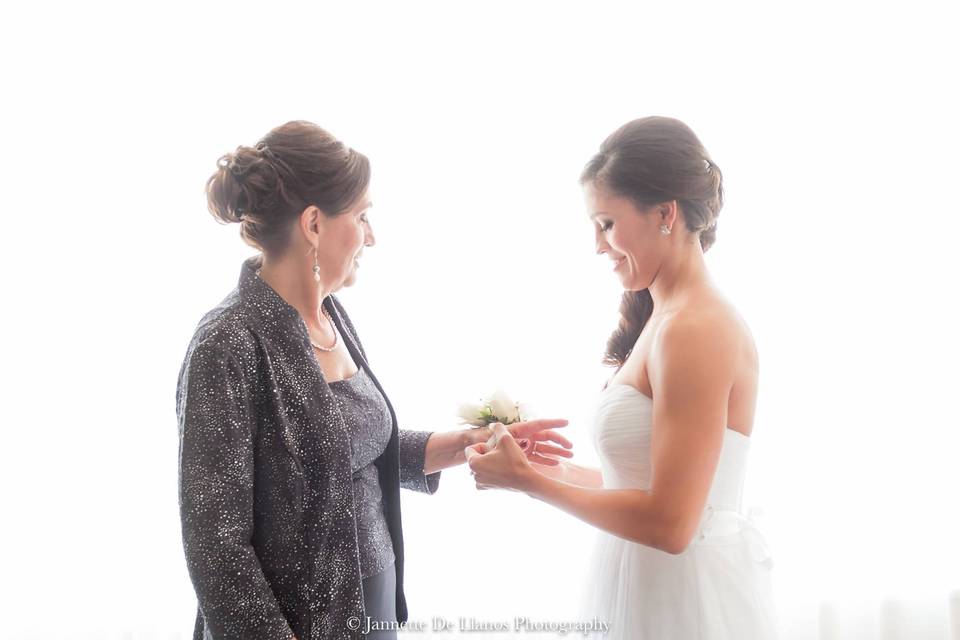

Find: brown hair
[580,116,724,368]
[206,120,370,255]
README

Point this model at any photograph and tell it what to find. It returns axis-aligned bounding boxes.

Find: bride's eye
[601,221,613,232]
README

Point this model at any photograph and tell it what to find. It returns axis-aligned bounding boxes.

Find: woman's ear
[299,205,326,242]
[657,200,679,229]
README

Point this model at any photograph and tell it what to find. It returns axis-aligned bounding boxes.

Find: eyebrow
[589,211,609,219]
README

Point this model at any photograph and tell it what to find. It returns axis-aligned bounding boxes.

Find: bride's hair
[580,116,724,368]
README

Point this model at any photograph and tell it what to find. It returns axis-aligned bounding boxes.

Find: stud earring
[660,225,672,236]
[313,249,321,283]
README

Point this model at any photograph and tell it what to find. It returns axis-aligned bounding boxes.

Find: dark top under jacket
[328,365,396,580]
[176,254,441,640]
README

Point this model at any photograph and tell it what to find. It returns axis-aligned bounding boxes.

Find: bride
[465,116,779,639]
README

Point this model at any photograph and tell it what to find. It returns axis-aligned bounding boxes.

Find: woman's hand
[465,423,552,493]
[504,418,574,466]
[432,418,571,475]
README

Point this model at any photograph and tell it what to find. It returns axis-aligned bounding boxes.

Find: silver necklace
[256,268,338,352]
[310,308,339,352]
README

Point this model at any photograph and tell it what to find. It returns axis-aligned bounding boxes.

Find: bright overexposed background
[3,1,959,638]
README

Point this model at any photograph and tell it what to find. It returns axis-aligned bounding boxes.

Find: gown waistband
[694,505,774,567]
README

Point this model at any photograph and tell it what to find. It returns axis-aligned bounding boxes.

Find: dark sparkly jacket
[176,255,441,640]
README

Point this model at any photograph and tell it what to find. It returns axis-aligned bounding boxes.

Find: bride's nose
[595,229,609,255]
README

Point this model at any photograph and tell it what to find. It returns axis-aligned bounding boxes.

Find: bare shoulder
[644,292,760,434]
[650,294,757,374]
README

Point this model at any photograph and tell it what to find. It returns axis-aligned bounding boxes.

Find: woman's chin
[615,272,634,289]
[618,276,648,292]
[341,267,360,288]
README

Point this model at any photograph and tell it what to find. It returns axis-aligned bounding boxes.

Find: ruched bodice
[592,382,750,511]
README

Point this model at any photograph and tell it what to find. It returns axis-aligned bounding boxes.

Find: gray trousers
[361,562,398,639]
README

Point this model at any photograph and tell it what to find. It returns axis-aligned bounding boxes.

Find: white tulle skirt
[577,509,779,640]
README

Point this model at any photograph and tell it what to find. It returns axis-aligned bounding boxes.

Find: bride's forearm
[524,474,687,554]
[533,460,604,488]
[424,426,492,475]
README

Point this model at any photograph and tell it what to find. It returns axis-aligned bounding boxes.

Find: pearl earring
[313,250,321,283]
[660,225,671,236]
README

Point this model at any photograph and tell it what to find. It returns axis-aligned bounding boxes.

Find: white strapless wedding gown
[578,383,779,639]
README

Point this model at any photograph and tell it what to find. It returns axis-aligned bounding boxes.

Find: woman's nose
[365,225,376,247]
[595,231,608,255]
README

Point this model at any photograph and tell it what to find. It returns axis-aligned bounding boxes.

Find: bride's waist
[696,507,750,538]
[690,506,774,564]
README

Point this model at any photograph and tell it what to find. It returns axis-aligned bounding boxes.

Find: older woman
[176,120,571,640]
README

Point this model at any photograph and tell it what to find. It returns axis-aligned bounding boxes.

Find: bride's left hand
[465,423,546,493]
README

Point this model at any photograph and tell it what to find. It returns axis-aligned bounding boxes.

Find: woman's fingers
[529,452,561,466]
[464,442,489,465]
[509,418,569,440]
[531,443,574,459]
[530,429,574,449]
[484,422,510,449]
[491,422,522,451]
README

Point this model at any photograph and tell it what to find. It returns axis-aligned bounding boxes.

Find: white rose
[488,390,520,424]
[457,401,488,427]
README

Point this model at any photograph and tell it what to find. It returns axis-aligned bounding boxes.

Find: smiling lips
[612,257,626,271]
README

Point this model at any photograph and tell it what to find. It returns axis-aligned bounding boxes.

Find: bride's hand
[504,418,574,466]
[465,423,549,493]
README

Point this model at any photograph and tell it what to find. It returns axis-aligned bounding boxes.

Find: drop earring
[312,249,321,283]
[660,225,672,236]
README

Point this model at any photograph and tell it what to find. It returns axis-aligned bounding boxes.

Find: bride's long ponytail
[604,290,654,368]
[580,117,724,368]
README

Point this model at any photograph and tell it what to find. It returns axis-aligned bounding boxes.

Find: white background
[2,1,959,638]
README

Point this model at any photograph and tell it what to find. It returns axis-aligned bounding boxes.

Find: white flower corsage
[458,390,531,451]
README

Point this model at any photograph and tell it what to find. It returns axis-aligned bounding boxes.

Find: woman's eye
[600,221,613,232]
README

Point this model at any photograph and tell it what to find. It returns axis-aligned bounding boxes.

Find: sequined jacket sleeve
[329,295,441,495]
[177,339,295,640]
[398,429,440,494]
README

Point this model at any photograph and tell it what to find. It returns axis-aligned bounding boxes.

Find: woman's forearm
[524,473,687,554]
[533,460,604,488]
[424,426,492,475]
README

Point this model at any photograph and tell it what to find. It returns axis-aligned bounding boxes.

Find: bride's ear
[655,200,679,230]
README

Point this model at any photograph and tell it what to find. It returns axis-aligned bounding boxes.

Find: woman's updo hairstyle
[579,116,724,368]
[206,120,370,255]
